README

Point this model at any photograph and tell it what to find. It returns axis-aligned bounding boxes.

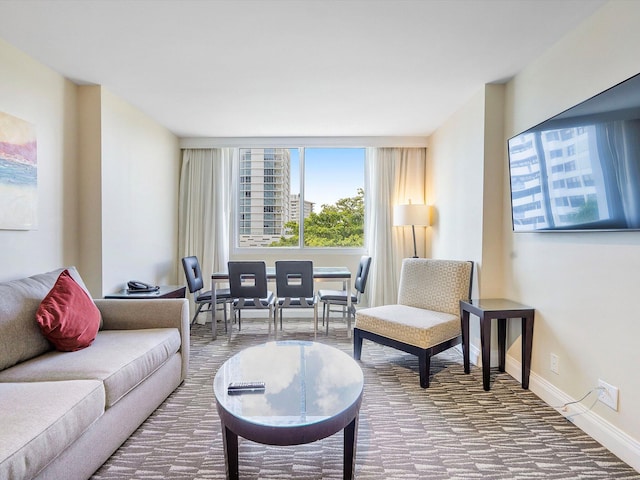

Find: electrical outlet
[598,379,619,411]
[550,353,559,374]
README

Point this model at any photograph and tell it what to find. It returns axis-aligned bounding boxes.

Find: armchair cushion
[355,304,459,349]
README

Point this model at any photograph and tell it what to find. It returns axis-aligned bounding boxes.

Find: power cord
[551,386,605,421]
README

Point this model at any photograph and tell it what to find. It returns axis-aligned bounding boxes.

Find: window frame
[232,146,367,255]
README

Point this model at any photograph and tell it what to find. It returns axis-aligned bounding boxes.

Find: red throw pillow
[36,269,101,351]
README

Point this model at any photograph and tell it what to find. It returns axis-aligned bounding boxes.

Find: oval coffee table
[213,340,364,479]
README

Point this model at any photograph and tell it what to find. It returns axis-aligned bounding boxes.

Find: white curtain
[178,148,235,319]
[364,147,426,307]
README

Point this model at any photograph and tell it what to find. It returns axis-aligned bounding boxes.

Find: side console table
[105,285,186,299]
[460,298,535,391]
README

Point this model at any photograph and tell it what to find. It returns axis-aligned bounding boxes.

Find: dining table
[210,266,352,340]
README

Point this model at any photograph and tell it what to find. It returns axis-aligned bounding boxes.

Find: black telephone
[127,280,159,293]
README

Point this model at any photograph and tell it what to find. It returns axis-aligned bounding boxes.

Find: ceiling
[0,0,606,139]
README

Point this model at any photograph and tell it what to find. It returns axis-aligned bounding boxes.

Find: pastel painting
[0,111,37,230]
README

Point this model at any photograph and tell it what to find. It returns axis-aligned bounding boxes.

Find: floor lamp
[393,203,430,258]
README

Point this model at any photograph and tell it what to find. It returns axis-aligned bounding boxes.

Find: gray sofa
[0,267,190,480]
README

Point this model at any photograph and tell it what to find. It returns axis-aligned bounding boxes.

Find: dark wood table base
[220,416,359,480]
[460,298,535,391]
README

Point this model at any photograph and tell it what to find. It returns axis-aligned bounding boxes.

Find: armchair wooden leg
[418,350,431,388]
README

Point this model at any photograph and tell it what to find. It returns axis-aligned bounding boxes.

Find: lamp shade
[393,204,430,227]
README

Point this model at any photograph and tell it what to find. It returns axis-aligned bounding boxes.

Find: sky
[289,148,364,210]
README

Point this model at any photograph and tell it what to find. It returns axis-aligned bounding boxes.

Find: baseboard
[467,342,499,367]
[505,355,640,472]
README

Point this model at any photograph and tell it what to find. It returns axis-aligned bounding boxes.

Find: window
[545,131,559,142]
[569,196,586,207]
[566,176,581,188]
[560,129,574,141]
[236,147,365,249]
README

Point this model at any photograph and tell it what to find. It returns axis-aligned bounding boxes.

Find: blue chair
[182,256,230,325]
[318,256,371,335]
[275,260,318,334]
[228,261,275,334]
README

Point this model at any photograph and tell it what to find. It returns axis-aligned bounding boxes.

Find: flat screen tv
[508,72,640,232]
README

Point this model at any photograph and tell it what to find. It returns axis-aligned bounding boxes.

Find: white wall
[100,89,180,294]
[427,85,507,365]
[0,38,79,281]
[77,86,103,295]
[429,1,640,469]
[480,84,506,298]
[503,1,640,468]
[0,39,181,298]
[427,86,486,294]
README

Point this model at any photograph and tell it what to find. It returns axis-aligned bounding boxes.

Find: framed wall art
[0,111,37,230]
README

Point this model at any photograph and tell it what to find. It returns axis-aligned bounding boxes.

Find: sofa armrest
[94,298,188,330]
[93,298,190,381]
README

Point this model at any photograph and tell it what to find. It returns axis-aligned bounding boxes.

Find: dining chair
[227,261,275,334]
[274,260,318,334]
[181,256,231,325]
[318,255,371,334]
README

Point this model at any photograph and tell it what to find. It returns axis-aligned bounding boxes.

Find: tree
[270,188,364,247]
[569,197,599,224]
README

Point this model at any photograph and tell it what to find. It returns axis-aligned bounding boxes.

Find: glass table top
[213,341,364,428]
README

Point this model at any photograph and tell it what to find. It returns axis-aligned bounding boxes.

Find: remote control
[227,381,266,394]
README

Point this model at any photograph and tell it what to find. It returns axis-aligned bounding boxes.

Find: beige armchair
[354,258,473,388]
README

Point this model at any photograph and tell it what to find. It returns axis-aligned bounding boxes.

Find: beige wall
[503,0,640,467]
[0,38,79,281]
[77,86,103,294]
[430,1,640,469]
[427,86,488,296]
[427,84,507,365]
[0,40,181,298]
[480,84,506,298]
[100,89,180,294]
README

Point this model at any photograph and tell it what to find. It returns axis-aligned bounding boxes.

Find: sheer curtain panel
[365,147,426,307]
[179,148,234,322]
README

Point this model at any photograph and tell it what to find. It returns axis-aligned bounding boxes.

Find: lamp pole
[411,224,418,258]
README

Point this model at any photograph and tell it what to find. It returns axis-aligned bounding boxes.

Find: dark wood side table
[460,298,535,391]
[104,285,186,299]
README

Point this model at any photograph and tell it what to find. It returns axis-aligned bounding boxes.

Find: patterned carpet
[92,319,639,479]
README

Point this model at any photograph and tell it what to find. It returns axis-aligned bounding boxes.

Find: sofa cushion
[36,269,101,351]
[0,328,181,407]
[0,267,90,370]
[0,380,105,480]
[355,304,460,349]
